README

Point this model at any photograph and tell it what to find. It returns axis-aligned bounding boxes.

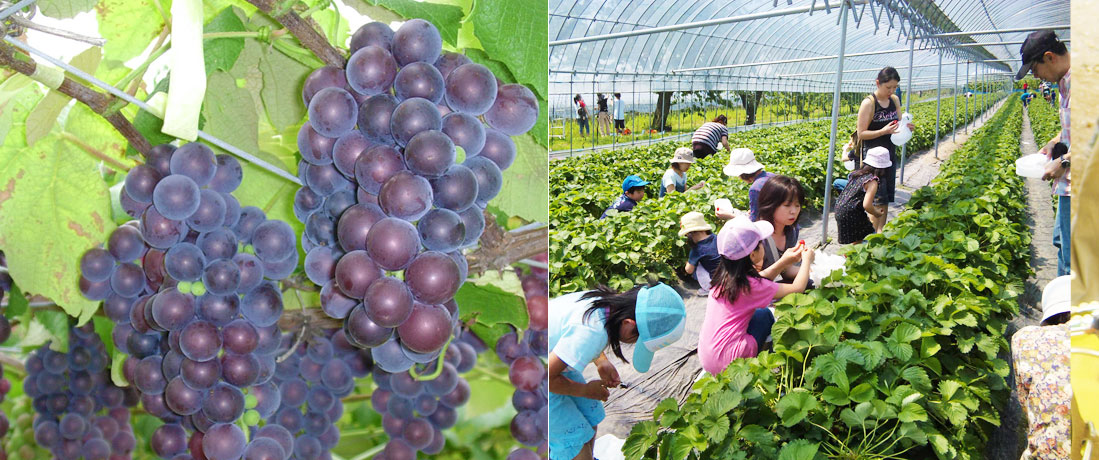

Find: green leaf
[258,46,311,130]
[702,415,730,443]
[813,352,848,391]
[939,380,963,400]
[202,71,260,154]
[110,350,129,387]
[777,439,820,460]
[38,0,96,18]
[0,136,114,322]
[368,0,464,45]
[886,340,914,363]
[0,75,44,148]
[901,367,932,391]
[702,391,741,418]
[26,48,102,146]
[623,420,659,460]
[653,397,680,421]
[204,7,247,74]
[92,315,115,357]
[493,133,548,221]
[775,389,818,427]
[311,8,352,49]
[469,0,547,99]
[892,322,921,343]
[65,102,130,165]
[849,383,875,403]
[5,283,27,318]
[738,424,773,446]
[97,0,166,62]
[35,309,70,352]
[898,402,928,423]
[455,282,528,349]
[821,386,850,406]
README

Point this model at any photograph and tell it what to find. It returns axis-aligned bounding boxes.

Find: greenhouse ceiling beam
[918,24,1069,39]
[672,38,1066,74]
[777,59,1011,77]
[549,0,870,46]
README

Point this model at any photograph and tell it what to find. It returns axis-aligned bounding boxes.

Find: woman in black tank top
[856,67,915,228]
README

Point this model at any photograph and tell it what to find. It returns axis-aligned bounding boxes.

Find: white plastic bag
[809,249,846,287]
[890,112,913,146]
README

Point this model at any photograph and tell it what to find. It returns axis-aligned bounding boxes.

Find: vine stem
[244,0,345,68]
[59,131,135,172]
[0,40,153,155]
[409,335,453,381]
[8,15,106,46]
[276,289,309,363]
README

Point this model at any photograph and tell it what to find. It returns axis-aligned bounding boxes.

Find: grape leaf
[469,0,547,100]
[38,0,96,18]
[365,0,465,46]
[0,75,44,148]
[312,8,352,49]
[258,45,311,130]
[202,71,260,154]
[493,133,548,222]
[96,0,166,62]
[0,136,114,323]
[26,47,103,146]
[35,309,71,352]
[204,7,248,74]
[456,282,528,348]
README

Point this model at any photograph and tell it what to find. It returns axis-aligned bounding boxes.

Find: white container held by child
[890,112,913,146]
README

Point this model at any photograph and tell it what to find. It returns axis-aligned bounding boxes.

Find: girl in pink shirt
[698,216,814,375]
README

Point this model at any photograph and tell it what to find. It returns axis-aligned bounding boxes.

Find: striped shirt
[1054,70,1070,197]
[692,122,728,150]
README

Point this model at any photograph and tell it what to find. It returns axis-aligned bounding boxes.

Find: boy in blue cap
[600,175,649,219]
[547,283,687,460]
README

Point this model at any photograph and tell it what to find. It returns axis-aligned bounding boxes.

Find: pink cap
[716,216,774,260]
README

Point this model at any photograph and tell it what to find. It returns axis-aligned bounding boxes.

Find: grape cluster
[258,329,372,460]
[80,142,298,459]
[26,325,139,460]
[293,19,538,370]
[369,328,479,460]
[502,254,549,460]
[0,252,12,344]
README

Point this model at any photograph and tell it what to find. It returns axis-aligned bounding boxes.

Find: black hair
[1042,312,1069,326]
[685,229,713,248]
[574,94,582,102]
[877,67,901,84]
[581,282,658,363]
[614,92,621,98]
[850,163,890,182]
[756,175,806,227]
[711,249,762,305]
[738,170,761,182]
[671,162,689,173]
[1045,39,1068,57]
[626,185,646,195]
[713,115,728,124]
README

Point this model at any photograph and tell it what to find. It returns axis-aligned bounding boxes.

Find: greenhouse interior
[548,0,1073,459]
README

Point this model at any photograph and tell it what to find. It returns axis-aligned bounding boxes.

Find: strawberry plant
[624,97,1030,460]
[550,93,1000,296]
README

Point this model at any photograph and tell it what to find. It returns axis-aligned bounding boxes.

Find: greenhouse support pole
[935,51,942,160]
[953,59,958,143]
[821,0,849,240]
[899,34,914,184]
[965,61,970,133]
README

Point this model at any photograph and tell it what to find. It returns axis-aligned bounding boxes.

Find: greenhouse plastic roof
[549,0,1070,93]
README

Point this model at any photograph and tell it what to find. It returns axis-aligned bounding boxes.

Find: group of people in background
[550,30,1075,459]
[573,93,626,137]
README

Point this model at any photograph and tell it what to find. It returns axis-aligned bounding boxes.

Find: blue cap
[632,283,686,373]
[621,175,650,192]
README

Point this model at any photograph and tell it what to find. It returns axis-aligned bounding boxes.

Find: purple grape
[294,186,324,222]
[394,62,445,103]
[396,302,451,353]
[109,262,145,298]
[430,164,479,212]
[320,280,358,319]
[390,97,441,147]
[350,22,394,54]
[484,84,539,135]
[477,127,518,170]
[153,174,201,220]
[334,250,383,299]
[233,253,264,294]
[444,63,498,115]
[378,171,433,221]
[347,45,398,96]
[404,130,455,177]
[308,87,359,138]
[336,203,386,252]
[363,276,414,328]
[345,304,393,347]
[365,217,421,271]
[209,154,243,193]
[303,66,349,106]
[197,227,237,260]
[234,206,267,242]
[357,94,399,144]
[304,246,338,285]
[241,283,283,327]
[180,320,222,362]
[180,357,221,390]
[404,251,461,304]
[464,156,503,206]
[124,164,162,203]
[188,189,227,232]
[304,162,351,197]
[298,123,337,166]
[146,143,176,176]
[434,52,472,79]
[203,423,247,460]
[354,145,406,195]
[392,19,442,66]
[332,130,371,178]
[442,112,486,156]
[170,143,217,186]
[251,220,296,263]
[417,208,465,252]
[151,289,196,331]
